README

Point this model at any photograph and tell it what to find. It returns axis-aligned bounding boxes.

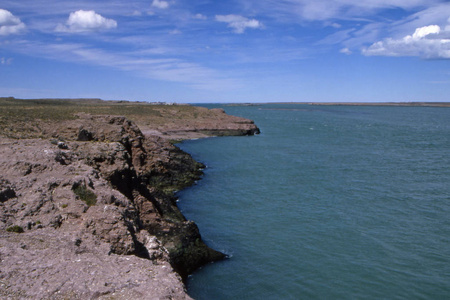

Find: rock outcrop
[0,109,259,299]
[145,107,260,140]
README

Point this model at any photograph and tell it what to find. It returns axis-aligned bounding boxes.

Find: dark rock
[77,128,94,141]
[57,141,69,149]
[0,179,16,202]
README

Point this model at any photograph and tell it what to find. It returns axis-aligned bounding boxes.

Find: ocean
[176,104,450,299]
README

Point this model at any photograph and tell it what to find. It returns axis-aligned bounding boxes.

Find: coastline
[0,98,259,299]
[225,101,450,107]
[306,102,450,107]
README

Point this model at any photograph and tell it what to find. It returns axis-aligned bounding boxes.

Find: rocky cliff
[0,99,259,299]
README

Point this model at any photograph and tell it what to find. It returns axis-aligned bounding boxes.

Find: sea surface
[176,104,450,299]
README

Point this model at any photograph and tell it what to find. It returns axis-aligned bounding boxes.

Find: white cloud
[56,10,117,33]
[193,13,207,20]
[216,14,263,34]
[412,25,440,38]
[0,9,26,35]
[340,48,352,55]
[152,0,169,9]
[331,23,342,29]
[387,3,450,38]
[363,24,450,59]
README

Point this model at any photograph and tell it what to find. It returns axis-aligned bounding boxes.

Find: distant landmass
[293,102,450,107]
[216,101,450,107]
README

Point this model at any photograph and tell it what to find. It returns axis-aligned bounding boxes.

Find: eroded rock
[0,102,261,298]
[0,112,251,299]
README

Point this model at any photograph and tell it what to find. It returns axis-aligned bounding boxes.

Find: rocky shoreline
[0,99,259,299]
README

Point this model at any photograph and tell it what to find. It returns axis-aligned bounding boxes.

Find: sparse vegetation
[6,225,24,233]
[0,97,206,139]
[61,204,68,208]
[72,184,97,206]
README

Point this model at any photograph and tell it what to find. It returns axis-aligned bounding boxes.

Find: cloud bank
[363,24,450,59]
[216,14,262,34]
[56,10,117,33]
[0,9,26,35]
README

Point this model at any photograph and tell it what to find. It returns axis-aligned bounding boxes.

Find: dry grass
[0,97,210,139]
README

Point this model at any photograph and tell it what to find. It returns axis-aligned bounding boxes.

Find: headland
[0,97,259,299]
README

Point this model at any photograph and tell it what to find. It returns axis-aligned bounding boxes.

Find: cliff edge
[0,98,259,299]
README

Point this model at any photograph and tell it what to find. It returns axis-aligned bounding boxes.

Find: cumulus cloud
[0,9,26,35]
[363,24,450,59]
[56,10,117,33]
[216,14,263,34]
[152,0,169,9]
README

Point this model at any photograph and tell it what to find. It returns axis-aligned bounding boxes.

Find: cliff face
[0,104,259,299]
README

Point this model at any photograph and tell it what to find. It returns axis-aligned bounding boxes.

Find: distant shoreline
[223,101,450,107]
[305,102,450,107]
[262,102,450,107]
[2,97,449,107]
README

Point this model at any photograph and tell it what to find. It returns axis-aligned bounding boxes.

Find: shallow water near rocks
[177,104,450,299]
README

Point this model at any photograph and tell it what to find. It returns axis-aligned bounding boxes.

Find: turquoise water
[177,104,450,299]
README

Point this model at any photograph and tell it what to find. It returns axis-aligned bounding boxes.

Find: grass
[0,97,214,139]
[6,225,24,233]
[72,184,97,206]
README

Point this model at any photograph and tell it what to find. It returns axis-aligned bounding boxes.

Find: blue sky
[1,0,450,103]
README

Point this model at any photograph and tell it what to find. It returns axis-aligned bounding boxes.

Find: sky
[1,0,450,103]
